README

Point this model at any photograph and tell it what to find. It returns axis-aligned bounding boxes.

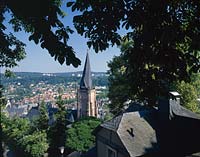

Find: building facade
[94,92,200,157]
[77,53,98,118]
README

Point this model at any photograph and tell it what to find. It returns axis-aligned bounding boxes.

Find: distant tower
[77,52,98,118]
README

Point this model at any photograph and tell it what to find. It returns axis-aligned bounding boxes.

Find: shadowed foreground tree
[107,39,135,114]
[0,1,81,154]
[0,85,7,156]
[31,100,49,131]
[108,40,200,114]
[38,101,49,131]
[68,0,200,106]
[48,96,68,153]
[0,0,81,69]
[2,0,200,106]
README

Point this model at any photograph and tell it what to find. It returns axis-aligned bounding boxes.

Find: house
[95,92,200,157]
[26,103,77,125]
[5,104,27,117]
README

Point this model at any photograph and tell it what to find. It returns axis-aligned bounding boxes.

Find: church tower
[77,52,98,118]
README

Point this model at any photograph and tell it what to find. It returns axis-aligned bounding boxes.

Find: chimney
[158,91,181,121]
[169,91,181,106]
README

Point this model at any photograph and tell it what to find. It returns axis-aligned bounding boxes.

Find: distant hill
[1,72,108,87]
[0,71,106,76]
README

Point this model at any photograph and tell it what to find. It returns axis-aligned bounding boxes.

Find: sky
[1,2,127,73]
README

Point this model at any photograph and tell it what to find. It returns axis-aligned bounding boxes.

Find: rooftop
[80,53,92,89]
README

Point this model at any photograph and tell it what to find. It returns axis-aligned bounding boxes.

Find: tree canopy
[173,80,199,112]
[1,0,200,108]
[48,96,68,149]
[108,39,200,113]
[2,116,48,157]
[65,117,101,152]
[31,100,49,131]
[0,0,81,68]
[107,40,134,114]
[67,0,200,105]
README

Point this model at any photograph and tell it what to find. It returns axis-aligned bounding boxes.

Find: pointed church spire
[80,51,92,89]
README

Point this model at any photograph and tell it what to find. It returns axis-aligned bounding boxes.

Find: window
[107,146,117,157]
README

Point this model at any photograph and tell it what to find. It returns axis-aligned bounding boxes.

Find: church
[77,53,98,118]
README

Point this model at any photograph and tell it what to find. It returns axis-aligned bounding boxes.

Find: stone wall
[77,88,97,118]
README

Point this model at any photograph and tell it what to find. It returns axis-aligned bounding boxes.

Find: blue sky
[2,2,127,73]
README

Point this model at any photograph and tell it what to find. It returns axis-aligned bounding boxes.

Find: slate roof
[26,106,40,119]
[26,106,40,120]
[186,152,200,157]
[97,99,200,157]
[99,104,159,157]
[48,107,58,117]
[66,110,76,123]
[67,109,77,122]
[168,91,200,120]
[118,111,158,157]
[100,114,123,131]
[6,105,26,117]
[80,53,92,89]
[170,99,200,120]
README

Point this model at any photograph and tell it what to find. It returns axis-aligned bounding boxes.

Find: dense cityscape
[2,72,110,119]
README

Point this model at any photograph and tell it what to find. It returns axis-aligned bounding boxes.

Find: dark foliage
[0,0,81,68]
[68,0,200,105]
